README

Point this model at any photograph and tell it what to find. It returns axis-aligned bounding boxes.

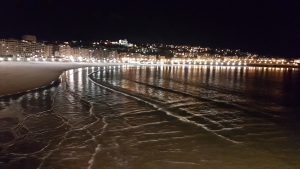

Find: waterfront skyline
[0,0,300,58]
[1,1,300,168]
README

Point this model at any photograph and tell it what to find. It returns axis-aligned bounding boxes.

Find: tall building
[44,44,54,58]
[72,47,93,58]
[0,37,54,58]
[92,49,114,59]
[0,39,19,57]
[1,36,97,59]
[58,45,93,58]
[58,44,73,57]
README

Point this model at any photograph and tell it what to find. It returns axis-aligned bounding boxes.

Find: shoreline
[0,62,121,98]
[0,61,298,99]
[0,78,61,99]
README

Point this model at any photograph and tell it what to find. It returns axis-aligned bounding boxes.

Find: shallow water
[1,65,300,169]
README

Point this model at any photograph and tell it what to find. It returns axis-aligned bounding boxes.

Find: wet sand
[0,61,117,97]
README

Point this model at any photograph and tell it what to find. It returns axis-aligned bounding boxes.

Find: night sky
[0,0,300,57]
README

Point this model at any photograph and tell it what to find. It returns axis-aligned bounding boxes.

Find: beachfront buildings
[0,37,54,58]
[0,37,298,67]
[0,36,117,61]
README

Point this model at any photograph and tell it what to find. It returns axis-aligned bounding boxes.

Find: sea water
[1,65,300,169]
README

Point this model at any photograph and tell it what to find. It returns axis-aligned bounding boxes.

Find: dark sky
[0,0,300,57]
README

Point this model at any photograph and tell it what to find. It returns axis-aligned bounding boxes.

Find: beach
[0,64,300,169]
[0,61,116,97]
[0,61,298,97]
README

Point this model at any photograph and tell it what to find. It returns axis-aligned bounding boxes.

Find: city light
[0,37,299,68]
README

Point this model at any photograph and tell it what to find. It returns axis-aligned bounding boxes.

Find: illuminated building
[0,37,54,58]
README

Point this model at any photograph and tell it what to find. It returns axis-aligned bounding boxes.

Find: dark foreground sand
[0,61,117,97]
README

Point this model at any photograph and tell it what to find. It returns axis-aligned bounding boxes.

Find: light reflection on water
[0,65,300,169]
